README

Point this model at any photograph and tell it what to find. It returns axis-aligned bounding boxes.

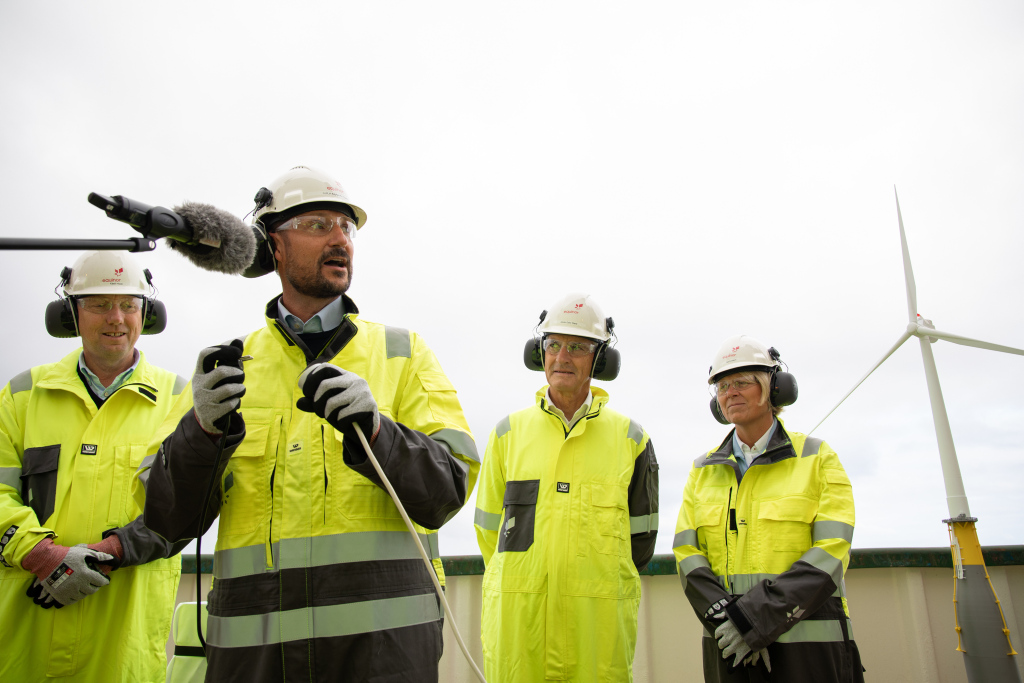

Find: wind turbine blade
[895,188,918,324]
[807,329,912,436]
[925,327,1024,356]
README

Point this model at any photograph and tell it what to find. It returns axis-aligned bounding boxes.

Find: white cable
[353,423,487,683]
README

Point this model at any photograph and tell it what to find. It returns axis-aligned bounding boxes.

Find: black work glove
[296,363,380,458]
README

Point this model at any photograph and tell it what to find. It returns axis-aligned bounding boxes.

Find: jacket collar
[36,348,163,406]
[535,385,609,437]
[263,294,360,364]
[701,419,798,470]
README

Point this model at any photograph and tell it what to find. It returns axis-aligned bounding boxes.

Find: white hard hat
[539,293,612,342]
[254,165,367,229]
[708,334,778,384]
[64,251,152,298]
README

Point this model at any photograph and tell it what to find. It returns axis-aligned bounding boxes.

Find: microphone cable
[352,423,487,683]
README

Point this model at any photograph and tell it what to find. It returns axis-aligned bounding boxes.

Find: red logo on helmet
[575,303,583,309]
[732,346,740,352]
[114,268,123,276]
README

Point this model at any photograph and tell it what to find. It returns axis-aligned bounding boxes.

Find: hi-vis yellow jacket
[141,296,480,683]
[475,387,658,683]
[0,349,186,682]
[673,421,864,683]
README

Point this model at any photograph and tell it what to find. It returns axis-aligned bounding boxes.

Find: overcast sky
[1,2,1022,558]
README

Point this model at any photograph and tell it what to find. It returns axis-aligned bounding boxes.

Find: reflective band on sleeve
[9,369,32,394]
[135,454,157,474]
[775,618,854,644]
[173,375,188,395]
[207,593,441,648]
[627,419,644,445]
[495,415,512,439]
[0,467,20,491]
[630,513,658,534]
[799,546,844,587]
[812,520,855,543]
[727,573,779,595]
[429,428,480,463]
[385,327,411,359]
[673,529,697,549]
[214,531,441,580]
[475,508,502,532]
[678,554,711,576]
[801,436,823,458]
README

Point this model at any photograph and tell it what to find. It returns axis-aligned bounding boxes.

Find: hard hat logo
[708,335,779,384]
[115,267,123,276]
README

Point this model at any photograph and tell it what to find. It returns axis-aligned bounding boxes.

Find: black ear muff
[244,224,277,278]
[523,338,544,371]
[142,299,167,335]
[45,299,79,338]
[770,371,798,407]
[710,396,730,424]
[592,344,620,381]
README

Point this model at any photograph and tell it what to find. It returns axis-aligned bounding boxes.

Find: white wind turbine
[809,189,1022,683]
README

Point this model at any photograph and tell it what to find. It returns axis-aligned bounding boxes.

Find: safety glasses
[276,214,357,239]
[543,338,599,357]
[78,296,142,315]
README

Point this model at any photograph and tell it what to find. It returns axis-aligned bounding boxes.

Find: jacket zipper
[725,486,733,593]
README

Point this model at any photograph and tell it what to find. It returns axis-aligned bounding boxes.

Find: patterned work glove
[744,647,772,672]
[296,363,380,449]
[192,340,246,434]
[26,577,61,609]
[714,616,752,668]
[22,538,113,607]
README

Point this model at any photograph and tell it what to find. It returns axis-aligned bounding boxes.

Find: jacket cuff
[725,599,755,637]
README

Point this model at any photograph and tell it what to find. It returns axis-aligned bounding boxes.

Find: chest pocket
[21,445,60,524]
[221,420,279,537]
[694,502,726,553]
[498,480,539,553]
[108,443,148,526]
[758,496,815,552]
[579,483,629,558]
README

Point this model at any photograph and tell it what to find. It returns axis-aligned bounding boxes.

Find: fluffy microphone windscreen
[168,202,258,275]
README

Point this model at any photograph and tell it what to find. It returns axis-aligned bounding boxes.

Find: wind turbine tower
[811,189,1022,682]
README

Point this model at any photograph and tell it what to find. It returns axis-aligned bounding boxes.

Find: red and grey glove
[23,537,113,608]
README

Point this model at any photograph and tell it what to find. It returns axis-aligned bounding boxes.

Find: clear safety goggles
[78,296,143,315]
[712,374,758,396]
[543,338,599,358]
[275,213,357,239]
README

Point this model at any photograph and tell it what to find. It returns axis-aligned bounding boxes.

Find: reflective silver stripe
[475,508,501,531]
[678,554,711,576]
[206,593,440,648]
[385,327,411,359]
[799,546,844,587]
[812,520,854,543]
[775,618,854,644]
[801,436,823,458]
[9,369,32,394]
[135,454,157,474]
[630,513,658,534]
[495,415,512,439]
[627,419,643,444]
[0,467,20,490]
[727,573,778,594]
[673,529,697,549]
[214,531,441,580]
[430,428,480,463]
[173,375,188,395]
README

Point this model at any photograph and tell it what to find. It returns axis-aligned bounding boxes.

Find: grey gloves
[192,340,246,434]
[714,616,751,667]
[27,543,113,607]
[745,648,772,672]
[296,363,380,454]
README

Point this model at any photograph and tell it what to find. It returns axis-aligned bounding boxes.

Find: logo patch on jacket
[81,444,98,455]
[288,442,302,454]
[0,525,17,567]
[556,482,570,493]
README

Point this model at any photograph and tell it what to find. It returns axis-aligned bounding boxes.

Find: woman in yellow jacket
[673,335,865,682]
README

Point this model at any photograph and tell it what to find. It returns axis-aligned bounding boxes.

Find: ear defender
[591,345,620,381]
[710,397,731,425]
[45,298,79,338]
[243,187,279,278]
[769,370,798,407]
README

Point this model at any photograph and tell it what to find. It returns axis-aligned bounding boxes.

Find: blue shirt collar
[78,349,140,400]
[278,296,346,334]
[732,418,778,463]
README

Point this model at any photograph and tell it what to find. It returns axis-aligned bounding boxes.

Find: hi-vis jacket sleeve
[139,389,246,544]
[474,424,506,568]
[0,382,48,568]
[628,437,659,573]
[725,445,856,651]
[343,338,479,531]
[673,464,733,633]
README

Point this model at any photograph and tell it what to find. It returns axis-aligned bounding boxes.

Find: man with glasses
[139,166,479,682]
[474,293,659,683]
[673,335,864,682]
[0,251,187,682]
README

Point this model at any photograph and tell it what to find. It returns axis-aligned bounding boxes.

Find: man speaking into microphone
[140,166,480,682]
